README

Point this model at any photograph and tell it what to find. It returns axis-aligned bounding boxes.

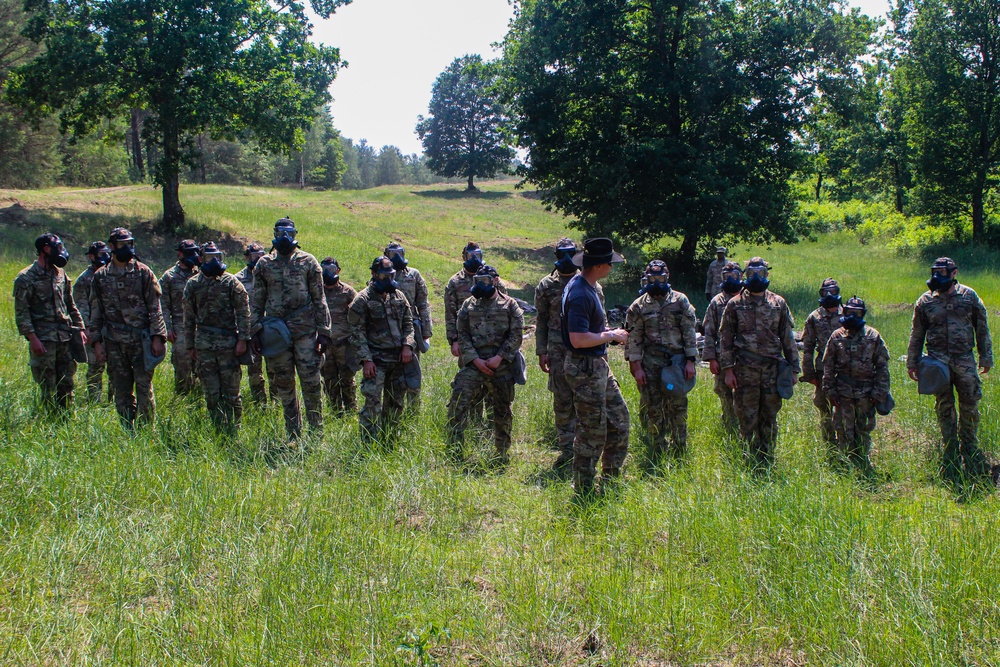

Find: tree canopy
[6,0,350,229]
[502,0,876,266]
[416,55,514,191]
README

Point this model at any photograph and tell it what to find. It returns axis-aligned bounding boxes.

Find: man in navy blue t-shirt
[559,237,630,494]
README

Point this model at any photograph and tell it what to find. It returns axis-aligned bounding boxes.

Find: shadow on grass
[411,189,513,201]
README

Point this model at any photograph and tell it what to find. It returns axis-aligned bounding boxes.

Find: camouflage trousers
[713,370,738,433]
[29,340,76,409]
[546,345,577,456]
[935,356,988,480]
[84,345,111,403]
[448,363,516,455]
[359,358,406,442]
[106,340,155,427]
[564,353,630,492]
[170,331,196,395]
[196,349,243,432]
[812,378,836,445]
[639,361,688,459]
[733,363,784,467]
[268,333,323,438]
[833,396,875,471]
[321,342,357,415]
[246,356,267,405]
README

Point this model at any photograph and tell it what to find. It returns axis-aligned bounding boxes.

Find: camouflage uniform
[625,289,698,458]
[802,306,842,445]
[89,259,167,425]
[159,262,199,394]
[347,286,415,441]
[445,269,506,416]
[448,292,524,455]
[702,291,738,431]
[13,261,84,408]
[395,266,432,407]
[823,325,890,470]
[183,272,251,431]
[73,265,112,402]
[235,264,268,404]
[719,290,800,465]
[705,258,727,299]
[907,284,993,479]
[322,279,359,414]
[534,271,604,458]
[251,249,332,437]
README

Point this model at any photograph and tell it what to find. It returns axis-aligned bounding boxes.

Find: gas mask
[273,224,298,255]
[554,248,577,274]
[471,274,497,299]
[744,266,770,293]
[47,238,69,268]
[463,248,484,273]
[201,249,227,277]
[927,270,955,293]
[113,242,135,263]
[372,269,397,293]
[639,272,670,297]
[386,247,407,272]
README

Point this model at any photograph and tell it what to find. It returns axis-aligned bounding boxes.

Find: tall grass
[0,184,998,665]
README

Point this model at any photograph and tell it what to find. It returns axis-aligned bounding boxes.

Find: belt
[199,324,237,338]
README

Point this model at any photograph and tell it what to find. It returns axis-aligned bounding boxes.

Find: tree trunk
[972,184,985,242]
[299,153,306,189]
[893,160,904,213]
[815,171,823,202]
[676,228,699,273]
[467,173,476,191]
[198,134,207,185]
[130,110,145,179]
[160,122,185,230]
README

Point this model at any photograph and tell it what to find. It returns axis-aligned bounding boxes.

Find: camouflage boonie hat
[932,257,957,271]
[645,260,669,275]
[476,264,499,279]
[844,295,866,313]
[200,241,221,255]
[556,237,578,252]
[820,277,839,292]
[87,240,108,255]
[109,227,134,243]
[176,239,198,253]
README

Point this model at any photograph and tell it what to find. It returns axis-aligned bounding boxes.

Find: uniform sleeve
[250,262,266,335]
[801,315,817,380]
[12,275,34,337]
[159,272,173,333]
[705,263,714,296]
[73,275,91,325]
[233,280,252,341]
[780,301,800,373]
[182,281,197,350]
[498,300,524,362]
[681,297,698,359]
[457,302,478,367]
[906,300,926,370]
[308,258,333,338]
[719,299,737,369]
[821,338,837,397]
[973,293,993,368]
[701,301,719,361]
[415,270,432,338]
[444,279,459,343]
[89,275,104,343]
[624,300,644,362]
[534,280,549,354]
[146,268,167,338]
[347,293,372,363]
[64,275,83,329]
[873,334,891,400]
[400,294,415,349]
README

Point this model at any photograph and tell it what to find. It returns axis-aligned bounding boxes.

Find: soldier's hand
[363,360,377,379]
[908,368,919,382]
[78,329,88,346]
[401,346,413,364]
[725,368,738,390]
[94,341,107,365]
[167,331,176,344]
[538,354,551,374]
[473,358,494,376]
[151,336,166,358]
[250,333,263,356]
[608,328,628,344]
[316,334,330,355]
[684,360,696,381]
[709,359,720,375]
[630,362,647,387]
[981,364,991,375]
[486,355,503,370]
[235,339,247,358]
[450,341,461,357]
[28,334,47,357]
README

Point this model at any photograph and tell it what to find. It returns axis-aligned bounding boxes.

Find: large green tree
[897,0,1000,240]
[502,0,875,266]
[6,0,349,229]
[416,55,514,191]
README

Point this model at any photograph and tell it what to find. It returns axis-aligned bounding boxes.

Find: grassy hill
[0,183,998,666]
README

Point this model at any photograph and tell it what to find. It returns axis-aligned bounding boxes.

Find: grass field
[0,183,999,666]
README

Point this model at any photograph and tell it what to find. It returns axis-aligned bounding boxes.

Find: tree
[897,0,1000,240]
[502,0,875,267]
[6,0,349,230]
[376,145,404,186]
[416,55,514,191]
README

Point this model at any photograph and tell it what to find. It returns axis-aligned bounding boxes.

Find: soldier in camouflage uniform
[385,242,432,408]
[320,257,358,415]
[823,297,890,475]
[801,278,843,446]
[235,242,269,404]
[448,265,524,462]
[625,261,698,460]
[719,257,800,467]
[13,233,85,409]
[561,238,630,494]
[705,246,729,302]
[347,256,416,442]
[249,219,332,439]
[534,238,604,467]
[183,243,251,432]
[73,241,112,402]
[701,260,742,432]
[160,240,201,394]
[89,228,167,427]
[907,257,994,482]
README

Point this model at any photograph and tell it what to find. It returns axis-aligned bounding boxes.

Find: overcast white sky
[314,0,893,156]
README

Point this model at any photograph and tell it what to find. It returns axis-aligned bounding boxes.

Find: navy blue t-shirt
[561,273,607,356]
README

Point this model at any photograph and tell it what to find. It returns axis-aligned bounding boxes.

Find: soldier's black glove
[316,334,331,355]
